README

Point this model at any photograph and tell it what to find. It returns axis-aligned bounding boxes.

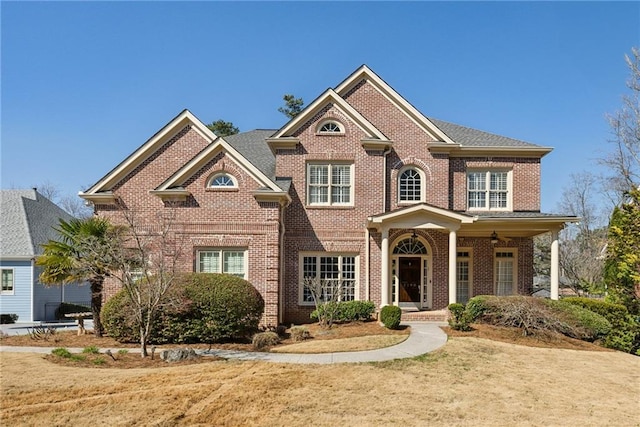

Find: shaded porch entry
[391,235,431,310]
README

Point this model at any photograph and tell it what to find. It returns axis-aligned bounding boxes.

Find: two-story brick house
[80,65,574,325]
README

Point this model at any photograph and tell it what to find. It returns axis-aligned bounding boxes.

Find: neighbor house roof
[0,189,73,258]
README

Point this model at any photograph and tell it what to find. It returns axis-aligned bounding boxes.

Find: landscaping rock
[159,348,200,363]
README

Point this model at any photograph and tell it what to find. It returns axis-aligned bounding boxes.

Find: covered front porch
[367,204,576,310]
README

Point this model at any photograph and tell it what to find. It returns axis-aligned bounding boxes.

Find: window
[208,173,237,188]
[467,170,511,210]
[1,269,14,294]
[307,163,353,206]
[197,249,246,278]
[399,168,422,202]
[456,250,472,304]
[318,120,343,134]
[494,250,517,296]
[300,254,357,305]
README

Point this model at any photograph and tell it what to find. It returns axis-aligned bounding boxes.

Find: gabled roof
[271,88,387,140]
[224,129,277,178]
[429,119,540,148]
[335,65,456,144]
[0,189,74,258]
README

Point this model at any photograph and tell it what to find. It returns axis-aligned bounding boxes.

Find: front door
[399,257,421,303]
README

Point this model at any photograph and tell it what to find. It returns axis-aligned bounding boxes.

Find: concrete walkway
[0,321,449,364]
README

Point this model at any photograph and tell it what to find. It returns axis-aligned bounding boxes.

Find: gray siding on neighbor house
[0,260,33,322]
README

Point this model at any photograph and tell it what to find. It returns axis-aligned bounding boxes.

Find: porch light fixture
[490,231,499,245]
[411,230,418,244]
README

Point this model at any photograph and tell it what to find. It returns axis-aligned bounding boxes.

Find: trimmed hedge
[380,305,402,329]
[102,273,264,344]
[563,297,639,353]
[310,300,376,323]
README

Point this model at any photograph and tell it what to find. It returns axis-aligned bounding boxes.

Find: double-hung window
[300,254,357,304]
[467,170,511,210]
[198,249,246,278]
[1,269,14,295]
[307,163,353,206]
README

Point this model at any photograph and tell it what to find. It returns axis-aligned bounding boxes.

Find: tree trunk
[140,326,148,358]
[89,277,104,337]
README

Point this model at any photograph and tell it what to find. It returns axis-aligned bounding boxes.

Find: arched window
[393,237,427,255]
[208,172,237,188]
[399,167,422,202]
[317,120,343,134]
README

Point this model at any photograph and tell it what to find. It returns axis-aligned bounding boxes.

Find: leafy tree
[36,217,118,337]
[278,94,304,119]
[206,119,239,137]
[605,188,640,315]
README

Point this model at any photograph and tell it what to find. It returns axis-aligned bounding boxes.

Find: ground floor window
[456,250,472,304]
[197,249,246,278]
[1,268,14,294]
[495,249,517,296]
[300,253,357,305]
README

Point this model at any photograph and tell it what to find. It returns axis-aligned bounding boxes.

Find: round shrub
[448,303,471,331]
[380,305,402,329]
[252,331,280,350]
[546,300,611,341]
[102,273,265,344]
[465,295,489,322]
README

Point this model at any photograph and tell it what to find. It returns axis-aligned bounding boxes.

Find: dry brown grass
[2,335,638,426]
[271,334,407,353]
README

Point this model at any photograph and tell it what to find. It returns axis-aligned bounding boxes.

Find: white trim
[306,162,354,207]
[456,247,473,304]
[196,248,248,279]
[466,169,513,212]
[389,234,432,309]
[316,119,345,135]
[494,248,518,296]
[298,252,360,306]
[207,172,238,189]
[1,267,15,295]
[397,166,426,204]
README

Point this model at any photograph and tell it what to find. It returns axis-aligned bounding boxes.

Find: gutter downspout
[278,200,289,324]
[365,228,370,301]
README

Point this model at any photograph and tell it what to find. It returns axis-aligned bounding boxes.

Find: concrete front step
[401,309,449,322]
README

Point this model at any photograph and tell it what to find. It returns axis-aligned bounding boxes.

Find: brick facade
[85,66,560,327]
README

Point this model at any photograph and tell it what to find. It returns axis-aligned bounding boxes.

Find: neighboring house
[80,65,576,325]
[0,189,90,321]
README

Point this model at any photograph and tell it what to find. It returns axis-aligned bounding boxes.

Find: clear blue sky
[2,1,638,213]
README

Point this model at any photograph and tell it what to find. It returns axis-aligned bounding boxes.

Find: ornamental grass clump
[252,331,280,350]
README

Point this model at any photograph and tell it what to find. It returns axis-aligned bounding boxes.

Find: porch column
[448,228,457,305]
[381,227,390,307]
[550,229,559,300]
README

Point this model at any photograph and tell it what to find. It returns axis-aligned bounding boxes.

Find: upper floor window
[197,249,246,278]
[208,172,237,189]
[317,120,344,134]
[467,170,511,211]
[398,167,423,203]
[307,163,353,206]
[1,268,14,295]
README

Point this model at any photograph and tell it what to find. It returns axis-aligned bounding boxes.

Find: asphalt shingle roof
[224,130,277,179]
[0,189,74,257]
[429,118,541,147]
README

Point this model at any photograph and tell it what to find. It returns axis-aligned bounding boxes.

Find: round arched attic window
[208,172,238,189]
[317,120,344,134]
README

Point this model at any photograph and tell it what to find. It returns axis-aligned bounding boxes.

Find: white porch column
[381,227,390,307]
[550,229,560,300]
[448,229,457,305]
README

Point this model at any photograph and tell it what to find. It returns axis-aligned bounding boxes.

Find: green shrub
[117,349,129,355]
[55,302,91,320]
[563,297,639,353]
[448,303,471,331]
[465,296,489,322]
[82,346,100,354]
[380,305,402,329]
[290,326,311,342]
[546,300,611,341]
[93,357,107,366]
[52,347,72,358]
[0,314,18,324]
[310,300,376,323]
[252,331,280,350]
[102,273,264,345]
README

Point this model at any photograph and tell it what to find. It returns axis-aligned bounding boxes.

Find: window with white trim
[456,250,472,304]
[317,120,343,134]
[197,249,246,278]
[494,249,517,296]
[467,170,511,210]
[307,163,353,206]
[399,167,423,202]
[300,254,357,305]
[208,172,237,189]
[1,268,14,295]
